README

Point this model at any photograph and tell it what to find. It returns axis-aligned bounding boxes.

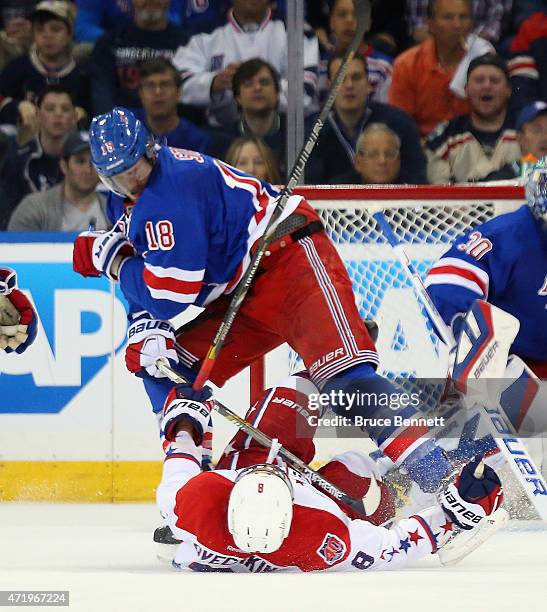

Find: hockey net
[253,184,525,403]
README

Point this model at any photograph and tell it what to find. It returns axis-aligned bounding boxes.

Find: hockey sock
[325,364,451,492]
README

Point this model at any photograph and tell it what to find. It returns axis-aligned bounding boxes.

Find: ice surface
[1,504,546,612]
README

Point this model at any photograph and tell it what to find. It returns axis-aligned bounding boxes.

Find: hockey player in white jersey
[156,374,504,572]
[172,0,319,127]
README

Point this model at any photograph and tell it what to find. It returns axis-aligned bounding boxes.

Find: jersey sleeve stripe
[426,258,489,295]
[144,268,202,294]
[425,273,485,296]
[145,264,205,282]
[409,515,438,553]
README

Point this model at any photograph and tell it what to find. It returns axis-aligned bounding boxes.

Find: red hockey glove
[73,230,134,281]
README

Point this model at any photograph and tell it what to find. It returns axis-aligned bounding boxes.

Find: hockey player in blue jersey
[73,107,467,493]
[425,166,547,380]
[423,163,547,477]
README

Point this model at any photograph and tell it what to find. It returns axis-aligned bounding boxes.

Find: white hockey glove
[439,456,503,530]
[125,314,178,378]
[161,383,213,444]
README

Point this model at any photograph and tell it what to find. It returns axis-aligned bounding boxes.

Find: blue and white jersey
[425,205,547,362]
[107,146,301,320]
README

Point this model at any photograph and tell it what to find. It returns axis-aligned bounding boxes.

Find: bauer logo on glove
[161,383,213,444]
[439,456,503,530]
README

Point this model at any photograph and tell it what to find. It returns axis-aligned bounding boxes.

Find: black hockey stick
[190,0,372,390]
[155,358,370,518]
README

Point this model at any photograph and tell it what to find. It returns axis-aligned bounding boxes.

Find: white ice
[1,504,546,612]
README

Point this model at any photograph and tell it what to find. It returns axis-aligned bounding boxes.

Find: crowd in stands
[0,0,545,231]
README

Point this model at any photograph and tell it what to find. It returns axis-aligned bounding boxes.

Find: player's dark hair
[232,58,280,99]
[36,84,75,108]
[327,51,368,79]
[466,52,510,83]
[427,0,472,19]
[139,57,183,88]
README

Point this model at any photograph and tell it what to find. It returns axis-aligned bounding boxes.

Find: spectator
[74,0,230,43]
[425,53,520,183]
[225,135,281,183]
[8,131,109,231]
[367,0,409,56]
[0,84,77,229]
[0,1,90,129]
[389,0,473,137]
[333,123,403,184]
[510,1,547,29]
[317,0,393,105]
[221,58,296,180]
[88,0,187,115]
[484,101,547,181]
[173,0,319,127]
[0,1,35,71]
[306,54,427,184]
[507,10,547,111]
[406,1,513,47]
[134,57,229,156]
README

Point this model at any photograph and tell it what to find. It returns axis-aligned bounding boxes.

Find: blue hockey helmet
[89,107,156,195]
[525,157,547,223]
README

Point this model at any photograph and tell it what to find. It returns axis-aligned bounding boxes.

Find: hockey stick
[372,211,547,520]
[155,358,375,519]
[189,0,372,391]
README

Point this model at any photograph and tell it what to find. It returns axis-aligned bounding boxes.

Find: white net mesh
[285,187,524,408]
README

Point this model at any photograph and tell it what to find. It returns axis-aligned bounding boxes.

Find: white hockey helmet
[227,464,294,554]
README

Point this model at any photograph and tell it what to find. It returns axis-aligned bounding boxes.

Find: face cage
[234,463,295,500]
[96,138,158,197]
[526,163,547,222]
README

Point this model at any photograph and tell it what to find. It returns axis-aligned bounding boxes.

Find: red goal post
[250,183,525,403]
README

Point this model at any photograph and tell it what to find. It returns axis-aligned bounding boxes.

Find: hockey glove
[73,230,134,281]
[0,267,38,354]
[439,456,503,530]
[161,383,213,444]
[125,314,179,378]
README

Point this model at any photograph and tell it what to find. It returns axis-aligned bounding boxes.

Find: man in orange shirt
[388,0,472,137]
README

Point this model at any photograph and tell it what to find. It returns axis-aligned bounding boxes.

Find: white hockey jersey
[173,8,319,126]
[156,433,454,573]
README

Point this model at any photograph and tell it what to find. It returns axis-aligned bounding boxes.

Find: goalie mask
[89,107,157,197]
[525,157,547,223]
[227,464,294,553]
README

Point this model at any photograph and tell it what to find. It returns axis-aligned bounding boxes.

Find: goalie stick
[155,357,381,521]
[187,0,373,391]
[372,211,547,521]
